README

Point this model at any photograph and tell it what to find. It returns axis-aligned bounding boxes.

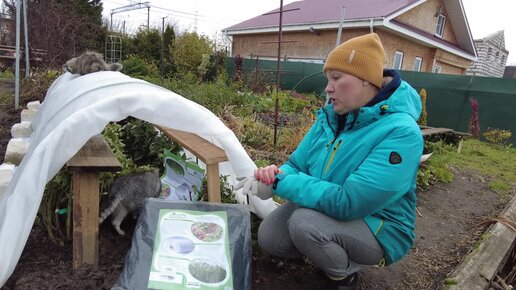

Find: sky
[101,0,516,65]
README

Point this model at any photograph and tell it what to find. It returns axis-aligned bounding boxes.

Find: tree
[163,24,175,61]
[171,32,214,75]
[2,0,106,68]
[131,28,161,65]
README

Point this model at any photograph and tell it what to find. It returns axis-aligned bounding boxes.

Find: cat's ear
[108,63,123,72]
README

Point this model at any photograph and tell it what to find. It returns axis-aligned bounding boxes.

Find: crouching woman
[236,33,424,290]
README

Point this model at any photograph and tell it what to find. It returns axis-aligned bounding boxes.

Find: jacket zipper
[324,139,343,173]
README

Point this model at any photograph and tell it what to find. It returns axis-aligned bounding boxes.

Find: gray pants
[258,202,384,278]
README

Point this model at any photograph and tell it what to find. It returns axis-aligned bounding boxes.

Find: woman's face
[324,70,376,114]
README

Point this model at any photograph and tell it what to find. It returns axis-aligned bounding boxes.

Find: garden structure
[0,70,277,286]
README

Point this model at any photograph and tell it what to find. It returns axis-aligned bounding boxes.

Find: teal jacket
[272,70,423,264]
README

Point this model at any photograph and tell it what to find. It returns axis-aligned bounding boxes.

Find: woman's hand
[254,165,283,185]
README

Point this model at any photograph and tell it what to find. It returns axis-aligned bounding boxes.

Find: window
[414,57,423,72]
[436,14,446,37]
[393,51,404,70]
[432,65,441,74]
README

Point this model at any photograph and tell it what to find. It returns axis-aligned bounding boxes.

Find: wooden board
[67,134,121,171]
[157,126,228,165]
[444,193,516,289]
[421,127,455,136]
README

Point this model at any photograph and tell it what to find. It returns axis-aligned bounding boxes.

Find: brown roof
[225,0,419,31]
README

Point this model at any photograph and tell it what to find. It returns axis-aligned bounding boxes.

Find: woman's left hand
[254,165,283,185]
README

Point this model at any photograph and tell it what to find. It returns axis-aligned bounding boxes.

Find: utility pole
[160,16,167,85]
[336,7,346,47]
[110,2,151,32]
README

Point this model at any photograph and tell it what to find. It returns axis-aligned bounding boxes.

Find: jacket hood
[319,69,422,132]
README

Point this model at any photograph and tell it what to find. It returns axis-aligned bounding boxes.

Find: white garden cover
[0,71,277,286]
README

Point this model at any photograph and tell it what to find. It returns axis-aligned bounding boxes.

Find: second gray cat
[99,171,161,235]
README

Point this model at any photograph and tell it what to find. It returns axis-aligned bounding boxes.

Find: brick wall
[466,32,509,78]
[394,0,457,44]
[231,29,371,61]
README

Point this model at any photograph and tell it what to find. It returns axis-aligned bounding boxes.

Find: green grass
[427,138,516,194]
[0,70,14,79]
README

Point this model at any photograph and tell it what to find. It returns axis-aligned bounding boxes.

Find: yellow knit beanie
[323,33,386,88]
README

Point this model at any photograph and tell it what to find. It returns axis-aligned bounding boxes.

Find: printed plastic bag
[112,198,251,290]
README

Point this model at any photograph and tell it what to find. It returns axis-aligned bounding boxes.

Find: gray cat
[63,51,123,75]
[99,171,161,235]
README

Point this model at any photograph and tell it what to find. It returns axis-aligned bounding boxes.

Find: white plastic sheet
[0,71,277,286]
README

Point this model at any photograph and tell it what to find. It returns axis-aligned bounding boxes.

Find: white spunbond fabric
[0,71,277,287]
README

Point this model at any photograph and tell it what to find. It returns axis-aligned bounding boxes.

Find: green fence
[226,57,516,145]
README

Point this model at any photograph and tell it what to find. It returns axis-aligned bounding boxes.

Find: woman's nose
[325,83,334,94]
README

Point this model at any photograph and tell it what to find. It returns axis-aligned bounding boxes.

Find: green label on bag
[148,209,233,290]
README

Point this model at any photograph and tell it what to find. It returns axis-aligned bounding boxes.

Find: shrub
[122,54,159,78]
[417,88,427,126]
[468,97,480,138]
[119,118,180,171]
[483,128,512,147]
[172,32,214,76]
[20,69,61,103]
[38,168,73,246]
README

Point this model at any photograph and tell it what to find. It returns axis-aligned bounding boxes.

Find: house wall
[466,33,509,77]
[377,31,432,71]
[231,23,470,76]
[394,0,457,44]
[231,29,371,61]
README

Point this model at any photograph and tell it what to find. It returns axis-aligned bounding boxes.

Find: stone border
[0,101,39,198]
[444,193,516,289]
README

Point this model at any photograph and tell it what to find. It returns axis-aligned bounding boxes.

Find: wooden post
[67,134,121,270]
[72,171,100,268]
[206,163,221,203]
[157,126,228,203]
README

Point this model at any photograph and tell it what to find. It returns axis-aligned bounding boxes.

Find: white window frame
[393,51,404,70]
[433,65,442,74]
[414,57,422,72]
[436,14,446,37]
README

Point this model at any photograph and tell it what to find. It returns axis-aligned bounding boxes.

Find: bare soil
[1,162,509,289]
[0,79,511,289]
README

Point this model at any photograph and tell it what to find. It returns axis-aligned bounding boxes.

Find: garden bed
[2,167,511,290]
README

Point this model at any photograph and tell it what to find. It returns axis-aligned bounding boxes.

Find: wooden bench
[67,134,121,269]
[157,126,228,203]
[419,125,470,153]
[420,126,455,136]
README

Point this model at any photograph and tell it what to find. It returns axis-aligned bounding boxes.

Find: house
[223,0,477,75]
[466,30,509,78]
[504,66,516,79]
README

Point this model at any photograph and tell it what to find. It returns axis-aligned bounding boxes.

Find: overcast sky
[101,0,516,65]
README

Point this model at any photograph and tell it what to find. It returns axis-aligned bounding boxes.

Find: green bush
[122,54,159,78]
[21,69,61,103]
[119,118,180,171]
[172,32,214,76]
[483,128,512,147]
[240,117,273,150]
[39,168,73,246]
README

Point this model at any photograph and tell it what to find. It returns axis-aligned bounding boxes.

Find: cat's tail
[99,194,123,224]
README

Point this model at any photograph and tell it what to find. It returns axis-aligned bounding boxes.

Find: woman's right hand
[254,165,283,185]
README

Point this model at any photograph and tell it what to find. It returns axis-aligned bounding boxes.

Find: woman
[236,33,423,290]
